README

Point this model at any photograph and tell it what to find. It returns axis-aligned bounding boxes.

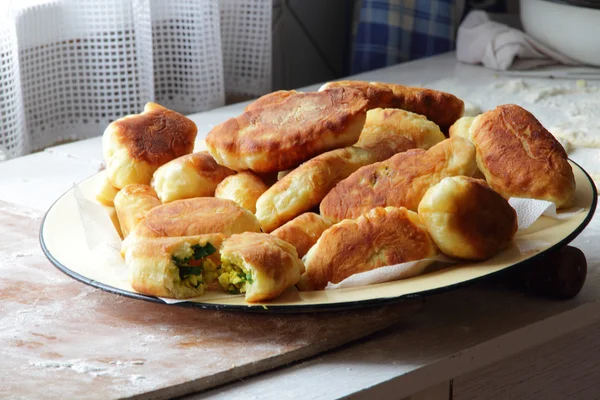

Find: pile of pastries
[96,81,576,302]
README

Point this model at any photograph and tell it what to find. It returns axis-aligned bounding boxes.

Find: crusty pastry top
[130,197,261,239]
[319,80,464,131]
[151,151,236,202]
[221,232,304,276]
[109,102,197,166]
[244,90,299,112]
[270,212,332,258]
[255,145,376,232]
[114,184,162,238]
[214,171,269,213]
[220,232,305,302]
[355,108,445,161]
[320,137,478,223]
[319,81,396,109]
[448,116,475,142]
[418,176,518,260]
[470,104,575,207]
[298,206,437,291]
[205,88,369,173]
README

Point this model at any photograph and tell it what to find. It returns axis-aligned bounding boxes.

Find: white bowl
[520,0,600,67]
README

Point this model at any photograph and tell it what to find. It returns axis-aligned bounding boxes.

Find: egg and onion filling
[217,258,254,294]
[171,242,219,290]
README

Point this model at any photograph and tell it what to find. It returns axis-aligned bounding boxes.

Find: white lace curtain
[0,0,272,159]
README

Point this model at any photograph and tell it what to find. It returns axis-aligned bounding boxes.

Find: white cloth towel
[456,11,579,70]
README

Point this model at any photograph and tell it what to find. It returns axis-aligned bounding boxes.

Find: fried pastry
[217,232,304,302]
[297,207,437,291]
[244,90,298,112]
[448,116,475,142]
[95,173,120,206]
[123,234,225,299]
[355,108,445,161]
[319,80,464,132]
[102,102,197,189]
[205,88,369,173]
[418,176,518,260]
[470,104,575,208]
[114,184,162,238]
[319,80,395,109]
[270,212,332,258]
[128,197,261,241]
[448,116,486,178]
[151,151,235,203]
[320,137,478,223]
[255,146,376,232]
[214,171,268,213]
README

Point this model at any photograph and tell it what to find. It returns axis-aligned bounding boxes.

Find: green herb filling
[172,243,218,289]
[217,262,253,294]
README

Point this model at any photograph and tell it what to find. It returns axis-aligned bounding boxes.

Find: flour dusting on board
[29,359,147,382]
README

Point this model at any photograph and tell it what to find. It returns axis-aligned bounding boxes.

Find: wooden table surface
[2,52,600,399]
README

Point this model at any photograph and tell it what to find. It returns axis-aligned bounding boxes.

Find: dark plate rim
[39,160,598,313]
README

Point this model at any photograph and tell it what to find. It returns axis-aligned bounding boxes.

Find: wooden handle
[514,245,587,299]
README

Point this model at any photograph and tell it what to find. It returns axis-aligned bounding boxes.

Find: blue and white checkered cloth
[351,0,512,74]
[351,0,460,74]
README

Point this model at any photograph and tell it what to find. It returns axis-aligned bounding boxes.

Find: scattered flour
[29,360,106,376]
[29,359,147,383]
[129,375,146,383]
[492,78,529,93]
[550,124,600,150]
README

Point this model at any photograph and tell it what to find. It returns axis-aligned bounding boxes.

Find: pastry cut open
[123,234,225,299]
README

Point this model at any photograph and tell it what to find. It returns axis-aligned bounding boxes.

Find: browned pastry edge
[418,176,518,260]
[112,102,197,166]
[220,232,303,302]
[270,212,332,258]
[205,87,369,173]
[132,197,261,238]
[244,90,299,112]
[320,80,464,132]
[470,104,575,207]
[298,206,436,291]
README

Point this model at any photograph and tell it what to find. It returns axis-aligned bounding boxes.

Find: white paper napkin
[508,197,584,230]
[325,254,456,290]
[73,183,128,281]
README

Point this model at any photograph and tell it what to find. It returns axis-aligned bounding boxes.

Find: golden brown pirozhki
[469,104,575,208]
[297,207,437,291]
[214,171,269,213]
[151,151,235,203]
[418,176,518,260]
[127,197,261,241]
[270,212,332,258]
[448,116,475,142]
[114,184,161,238]
[124,234,225,299]
[95,173,120,206]
[101,102,197,189]
[255,146,376,232]
[319,80,464,132]
[355,108,445,161]
[218,232,304,302]
[205,88,369,173]
[320,137,478,223]
[244,90,299,112]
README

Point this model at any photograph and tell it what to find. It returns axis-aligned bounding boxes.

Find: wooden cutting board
[0,200,421,400]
